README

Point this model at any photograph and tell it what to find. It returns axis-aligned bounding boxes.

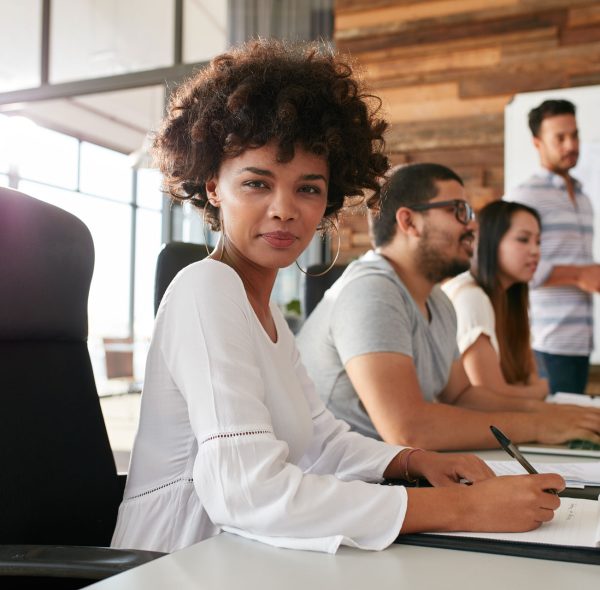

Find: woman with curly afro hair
[111,39,563,555]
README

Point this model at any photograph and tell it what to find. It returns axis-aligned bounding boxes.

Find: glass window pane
[0,0,41,91]
[181,202,207,245]
[50,0,174,83]
[0,114,9,173]
[17,123,79,189]
[80,142,132,201]
[136,168,165,211]
[1,116,79,186]
[74,87,165,162]
[0,174,8,187]
[183,0,228,63]
[133,209,163,379]
[83,199,132,339]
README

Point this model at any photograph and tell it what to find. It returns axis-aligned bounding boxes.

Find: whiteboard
[504,85,600,363]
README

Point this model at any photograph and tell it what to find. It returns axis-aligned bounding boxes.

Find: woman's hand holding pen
[460,474,565,532]
[401,473,565,535]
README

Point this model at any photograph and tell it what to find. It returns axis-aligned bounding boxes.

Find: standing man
[296,163,600,450]
[505,99,600,394]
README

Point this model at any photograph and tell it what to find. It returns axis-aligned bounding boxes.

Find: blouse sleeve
[159,263,407,553]
[292,349,406,482]
[449,282,499,355]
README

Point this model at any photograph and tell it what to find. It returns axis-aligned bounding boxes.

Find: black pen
[489,425,558,495]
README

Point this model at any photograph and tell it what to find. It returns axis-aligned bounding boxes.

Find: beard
[547,151,578,175]
[416,226,472,283]
[550,161,578,176]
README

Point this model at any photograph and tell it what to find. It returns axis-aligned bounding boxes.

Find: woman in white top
[443,200,549,400]
[111,40,563,555]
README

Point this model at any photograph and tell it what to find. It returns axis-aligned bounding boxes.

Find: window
[80,142,133,201]
[18,124,79,189]
[183,0,228,63]
[133,169,164,375]
[50,0,175,83]
[0,0,41,92]
[1,116,164,393]
[0,114,9,173]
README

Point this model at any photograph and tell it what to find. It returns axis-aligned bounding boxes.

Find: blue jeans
[534,350,589,394]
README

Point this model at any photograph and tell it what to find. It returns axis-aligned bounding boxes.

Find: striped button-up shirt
[504,168,594,356]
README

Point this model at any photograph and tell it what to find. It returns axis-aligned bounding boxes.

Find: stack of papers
[487,460,600,489]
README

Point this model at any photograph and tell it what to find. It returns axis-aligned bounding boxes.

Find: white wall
[505,85,600,362]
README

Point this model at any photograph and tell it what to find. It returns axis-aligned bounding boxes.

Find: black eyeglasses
[403,199,475,226]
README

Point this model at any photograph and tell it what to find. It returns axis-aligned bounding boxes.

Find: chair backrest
[154,241,208,315]
[302,263,347,318]
[0,187,122,546]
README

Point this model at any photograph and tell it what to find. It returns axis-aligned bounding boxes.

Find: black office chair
[0,188,163,588]
[302,263,347,318]
[154,241,208,315]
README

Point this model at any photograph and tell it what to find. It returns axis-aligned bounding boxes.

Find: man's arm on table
[345,352,600,450]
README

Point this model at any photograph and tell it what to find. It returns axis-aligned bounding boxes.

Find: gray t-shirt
[296,250,459,440]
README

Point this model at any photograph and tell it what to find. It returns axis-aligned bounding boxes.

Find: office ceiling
[0,85,165,156]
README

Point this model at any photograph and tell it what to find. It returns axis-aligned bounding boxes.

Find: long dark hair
[473,200,541,384]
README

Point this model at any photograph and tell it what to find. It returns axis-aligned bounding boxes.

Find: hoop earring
[203,206,223,261]
[295,222,341,277]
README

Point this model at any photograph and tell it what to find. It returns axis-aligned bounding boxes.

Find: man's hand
[546,264,600,292]
[535,404,600,444]
[576,264,600,293]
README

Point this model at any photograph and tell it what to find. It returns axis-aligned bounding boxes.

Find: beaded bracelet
[400,447,424,483]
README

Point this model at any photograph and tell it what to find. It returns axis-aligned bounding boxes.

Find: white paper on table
[486,460,600,487]
[546,392,600,408]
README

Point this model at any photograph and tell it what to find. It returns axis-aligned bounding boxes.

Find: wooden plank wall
[333,0,600,263]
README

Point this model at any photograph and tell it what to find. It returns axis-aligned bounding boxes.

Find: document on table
[487,460,600,489]
[432,497,600,548]
[546,392,600,407]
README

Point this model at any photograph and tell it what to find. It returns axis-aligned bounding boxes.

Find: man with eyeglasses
[297,163,600,450]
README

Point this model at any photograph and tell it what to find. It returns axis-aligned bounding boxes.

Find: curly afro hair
[153,38,389,230]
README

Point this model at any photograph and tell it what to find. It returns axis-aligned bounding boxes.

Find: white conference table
[85,450,600,590]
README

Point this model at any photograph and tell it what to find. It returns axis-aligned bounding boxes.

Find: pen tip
[490,425,510,447]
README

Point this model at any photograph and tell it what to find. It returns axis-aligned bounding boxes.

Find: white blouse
[111,260,407,554]
[442,271,500,356]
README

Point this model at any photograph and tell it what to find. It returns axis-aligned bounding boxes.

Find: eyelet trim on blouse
[200,429,273,445]
[125,430,273,501]
[127,477,195,500]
